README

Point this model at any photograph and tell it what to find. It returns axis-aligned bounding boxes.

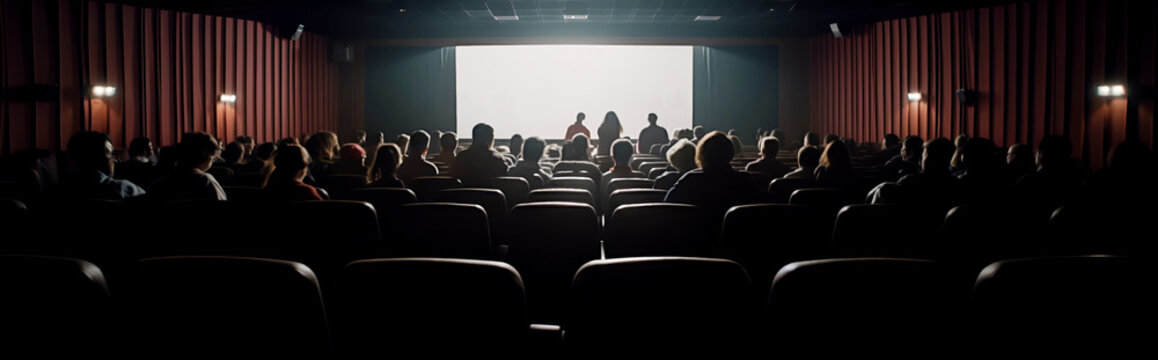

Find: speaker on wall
[279,24,305,40]
[290,24,304,41]
[956,89,977,107]
[829,22,843,38]
[331,42,354,63]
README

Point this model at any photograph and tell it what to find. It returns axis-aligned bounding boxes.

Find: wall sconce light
[91,86,116,97]
[907,92,922,102]
[220,94,237,103]
[1096,84,1125,97]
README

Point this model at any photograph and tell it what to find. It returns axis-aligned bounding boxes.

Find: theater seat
[0,199,30,250]
[767,178,818,203]
[607,188,668,215]
[507,202,600,325]
[831,204,940,259]
[566,257,751,356]
[335,187,417,237]
[439,188,509,247]
[545,176,598,199]
[0,255,112,355]
[407,176,462,202]
[604,203,709,258]
[316,175,367,197]
[605,178,654,198]
[336,258,528,357]
[391,203,492,260]
[222,185,263,202]
[527,188,596,210]
[972,256,1155,356]
[719,204,825,297]
[636,161,669,176]
[767,258,955,356]
[133,256,331,355]
[476,177,530,208]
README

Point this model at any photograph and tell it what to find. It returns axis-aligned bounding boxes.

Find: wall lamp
[1096,84,1125,97]
[907,92,922,102]
[91,86,116,97]
[220,94,237,103]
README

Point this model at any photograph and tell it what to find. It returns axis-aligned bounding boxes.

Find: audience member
[1006,143,1036,178]
[397,130,439,182]
[115,137,158,188]
[638,113,669,154]
[57,131,147,200]
[263,145,323,201]
[665,131,758,222]
[563,133,593,161]
[784,146,820,179]
[433,131,458,165]
[885,135,924,176]
[305,131,339,178]
[596,111,624,156]
[332,143,369,176]
[803,131,821,148]
[815,140,860,191]
[508,136,552,188]
[654,139,696,190]
[450,123,508,183]
[746,137,789,178]
[566,112,591,141]
[147,132,227,202]
[240,142,277,173]
[367,143,405,188]
[601,139,646,196]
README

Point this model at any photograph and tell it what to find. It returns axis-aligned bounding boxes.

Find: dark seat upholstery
[0,199,30,250]
[545,176,598,199]
[476,177,530,208]
[605,203,709,258]
[605,178,654,198]
[566,257,751,356]
[831,204,941,258]
[275,201,382,278]
[335,187,417,237]
[222,185,263,202]
[527,188,595,209]
[552,161,601,185]
[336,258,528,356]
[719,204,825,297]
[32,199,148,279]
[0,255,112,355]
[972,256,1155,356]
[767,258,955,356]
[439,188,509,247]
[133,256,331,355]
[636,161,669,176]
[391,203,492,260]
[508,202,600,324]
[232,172,266,187]
[606,188,668,215]
[940,204,1050,278]
[407,176,462,202]
[316,175,366,197]
[767,178,818,203]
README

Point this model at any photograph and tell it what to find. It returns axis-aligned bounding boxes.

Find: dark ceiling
[115,0,1015,39]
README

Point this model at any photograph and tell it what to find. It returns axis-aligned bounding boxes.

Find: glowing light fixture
[907,92,922,102]
[220,94,237,103]
[1097,84,1126,97]
[91,86,116,97]
[695,15,721,21]
[494,15,519,21]
[563,14,588,20]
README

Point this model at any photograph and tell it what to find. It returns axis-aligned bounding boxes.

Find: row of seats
[1,255,1148,356]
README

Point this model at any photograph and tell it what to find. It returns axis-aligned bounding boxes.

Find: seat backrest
[276,201,382,277]
[316,175,367,197]
[475,177,530,208]
[0,255,112,354]
[767,178,818,203]
[607,188,668,215]
[831,204,941,258]
[636,161,669,176]
[567,257,751,355]
[628,156,663,170]
[391,203,492,260]
[940,204,1049,272]
[335,187,417,236]
[134,256,331,355]
[336,258,527,356]
[33,199,148,275]
[545,177,598,198]
[232,172,266,187]
[222,185,264,202]
[552,161,602,184]
[0,199,30,250]
[605,203,709,258]
[606,178,655,198]
[507,202,600,324]
[719,204,826,295]
[527,188,595,209]
[767,258,954,355]
[439,188,509,246]
[647,167,667,179]
[407,176,462,202]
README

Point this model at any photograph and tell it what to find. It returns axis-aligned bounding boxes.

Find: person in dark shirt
[451,123,508,184]
[665,131,759,223]
[601,139,647,197]
[263,145,323,201]
[367,143,405,188]
[240,142,277,174]
[596,111,624,157]
[115,136,158,189]
[305,131,339,179]
[1012,135,1088,211]
[397,130,439,183]
[57,131,147,200]
[746,136,790,178]
[563,134,593,161]
[147,132,227,203]
[814,140,860,191]
[432,131,458,166]
[637,113,669,154]
[507,136,552,188]
[654,139,696,190]
[784,146,821,179]
[885,135,924,176]
[876,137,958,210]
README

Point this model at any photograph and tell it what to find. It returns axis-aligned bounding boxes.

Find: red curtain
[808,0,1156,169]
[0,0,340,154]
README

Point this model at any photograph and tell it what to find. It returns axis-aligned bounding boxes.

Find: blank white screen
[455,45,693,141]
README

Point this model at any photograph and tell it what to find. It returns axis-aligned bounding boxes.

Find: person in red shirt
[565,112,591,141]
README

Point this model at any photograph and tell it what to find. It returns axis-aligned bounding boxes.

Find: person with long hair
[367,143,405,188]
[304,131,339,178]
[147,132,227,202]
[814,140,860,190]
[596,111,623,156]
[664,131,759,223]
[263,145,323,201]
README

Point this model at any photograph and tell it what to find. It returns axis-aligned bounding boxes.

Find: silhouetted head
[693,126,707,140]
[611,139,634,167]
[129,137,155,159]
[440,132,458,155]
[368,143,402,183]
[254,142,277,162]
[305,132,339,162]
[647,113,658,125]
[267,145,310,186]
[820,140,851,170]
[760,137,780,158]
[509,134,524,157]
[236,135,255,153]
[599,112,623,138]
[341,143,367,164]
[409,130,431,157]
[576,112,585,123]
[959,137,999,174]
[901,136,924,162]
[667,139,697,173]
[522,137,546,162]
[569,133,591,160]
[824,134,841,145]
[883,134,900,149]
[472,123,495,148]
[222,142,245,165]
[369,131,385,146]
[804,132,821,147]
[728,135,744,154]
[394,133,411,155]
[1108,139,1151,172]
[354,130,367,144]
[178,132,221,171]
[921,138,956,174]
[677,128,695,140]
[797,146,821,169]
[1007,143,1035,174]
[277,137,299,149]
[67,131,115,175]
[696,131,735,171]
[1036,135,1073,169]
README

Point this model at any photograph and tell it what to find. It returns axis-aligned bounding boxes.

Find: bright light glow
[907,92,922,101]
[1097,86,1111,97]
[91,86,116,97]
[1111,85,1125,96]
[563,14,588,20]
[695,15,721,21]
[493,15,519,21]
[220,94,237,103]
[456,45,694,140]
